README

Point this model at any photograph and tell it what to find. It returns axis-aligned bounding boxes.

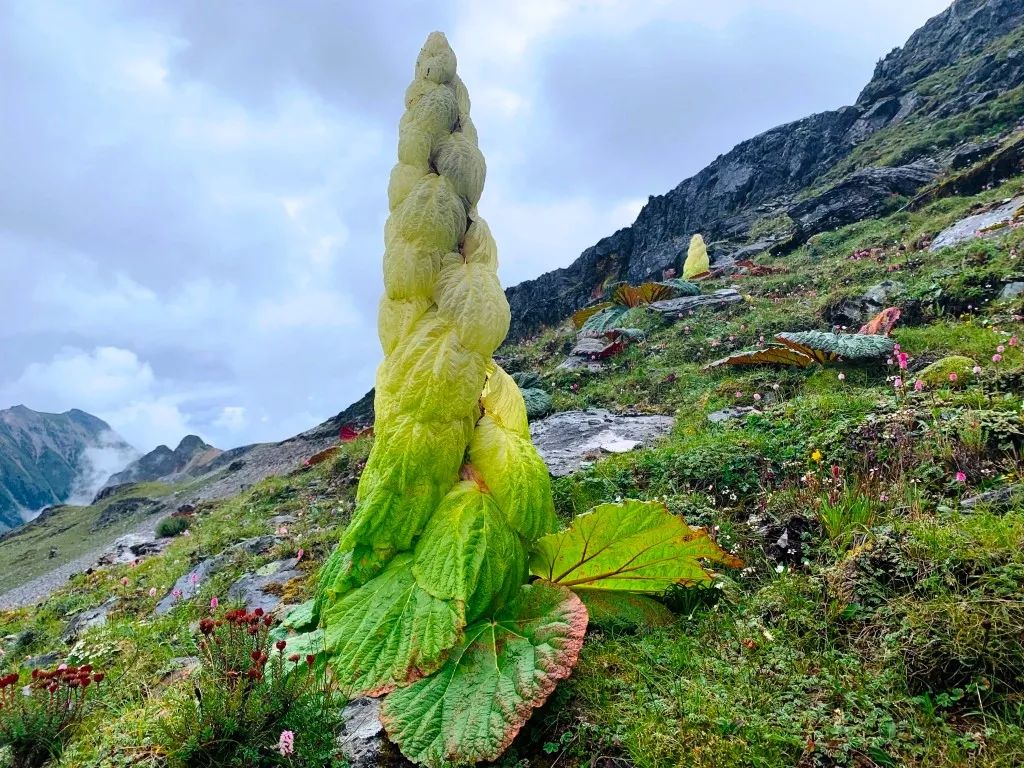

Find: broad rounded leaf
[530,500,743,592]
[381,581,587,768]
[580,306,629,333]
[776,330,896,362]
[705,346,816,369]
[323,554,462,696]
[571,301,614,329]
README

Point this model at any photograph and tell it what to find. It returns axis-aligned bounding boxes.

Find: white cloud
[213,405,247,432]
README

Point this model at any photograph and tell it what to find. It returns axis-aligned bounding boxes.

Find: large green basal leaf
[579,305,629,333]
[529,500,743,592]
[322,554,462,696]
[776,330,896,362]
[380,581,588,768]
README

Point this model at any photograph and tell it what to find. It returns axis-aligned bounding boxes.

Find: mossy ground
[2,178,1023,766]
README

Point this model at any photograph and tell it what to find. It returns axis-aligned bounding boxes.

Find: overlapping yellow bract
[683,233,709,279]
[317,32,556,694]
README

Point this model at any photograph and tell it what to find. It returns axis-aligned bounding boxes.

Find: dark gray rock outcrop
[504,0,1024,339]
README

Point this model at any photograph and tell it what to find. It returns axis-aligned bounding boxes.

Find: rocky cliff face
[103,434,221,489]
[0,406,135,531]
[505,0,1024,338]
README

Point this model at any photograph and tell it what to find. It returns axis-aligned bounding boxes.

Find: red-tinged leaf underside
[705,346,816,369]
[529,500,743,593]
[380,581,588,768]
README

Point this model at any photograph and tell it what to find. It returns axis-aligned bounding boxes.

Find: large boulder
[529,409,675,477]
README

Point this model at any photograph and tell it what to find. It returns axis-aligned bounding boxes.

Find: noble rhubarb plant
[305,32,741,767]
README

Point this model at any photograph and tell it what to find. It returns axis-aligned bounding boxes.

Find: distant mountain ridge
[505,0,1024,337]
[0,405,135,531]
[102,434,222,490]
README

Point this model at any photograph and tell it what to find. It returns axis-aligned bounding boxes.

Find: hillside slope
[506,0,1024,338]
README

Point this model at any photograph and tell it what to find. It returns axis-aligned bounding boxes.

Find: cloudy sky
[0,0,950,452]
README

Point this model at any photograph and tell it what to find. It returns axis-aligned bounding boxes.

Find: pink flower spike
[734,391,742,399]
[955,471,966,483]
[172,588,183,600]
[1010,336,1018,347]
[753,393,762,401]
[894,377,903,388]
[120,577,129,586]
[914,380,924,391]
[210,596,219,610]
[996,344,1005,353]
[897,352,908,370]
[972,366,982,374]
[276,525,289,536]
[993,354,1003,362]
[189,572,199,585]
[296,548,304,563]
[948,372,958,382]
[278,730,295,757]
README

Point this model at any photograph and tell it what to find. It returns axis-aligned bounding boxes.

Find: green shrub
[0,665,105,768]
[158,607,339,767]
[156,516,190,538]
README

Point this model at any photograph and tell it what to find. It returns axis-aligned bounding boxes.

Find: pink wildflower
[972,365,982,374]
[948,372,958,382]
[210,596,219,610]
[276,525,289,536]
[172,588,183,600]
[296,548,304,563]
[189,572,199,585]
[753,393,762,402]
[734,391,743,399]
[914,380,924,391]
[997,344,1006,353]
[837,373,846,381]
[897,352,908,370]
[955,471,966,483]
[148,587,157,598]
[894,377,903,388]
[1010,336,1018,347]
[120,577,129,586]
[278,730,295,757]
[993,354,1003,362]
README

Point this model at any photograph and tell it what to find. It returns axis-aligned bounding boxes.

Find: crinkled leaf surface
[580,306,629,333]
[571,302,613,329]
[776,330,896,362]
[323,554,462,696]
[530,500,743,592]
[381,581,587,768]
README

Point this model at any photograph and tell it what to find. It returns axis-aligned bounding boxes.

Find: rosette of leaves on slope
[706,310,899,369]
[571,279,699,333]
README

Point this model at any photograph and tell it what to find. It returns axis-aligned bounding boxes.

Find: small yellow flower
[810,449,823,463]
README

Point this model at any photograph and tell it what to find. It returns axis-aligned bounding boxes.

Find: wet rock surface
[154,536,277,615]
[961,484,1023,511]
[226,558,303,614]
[708,406,759,424]
[827,280,906,328]
[930,195,1024,251]
[650,289,743,317]
[63,598,118,644]
[336,697,413,767]
[530,409,675,477]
